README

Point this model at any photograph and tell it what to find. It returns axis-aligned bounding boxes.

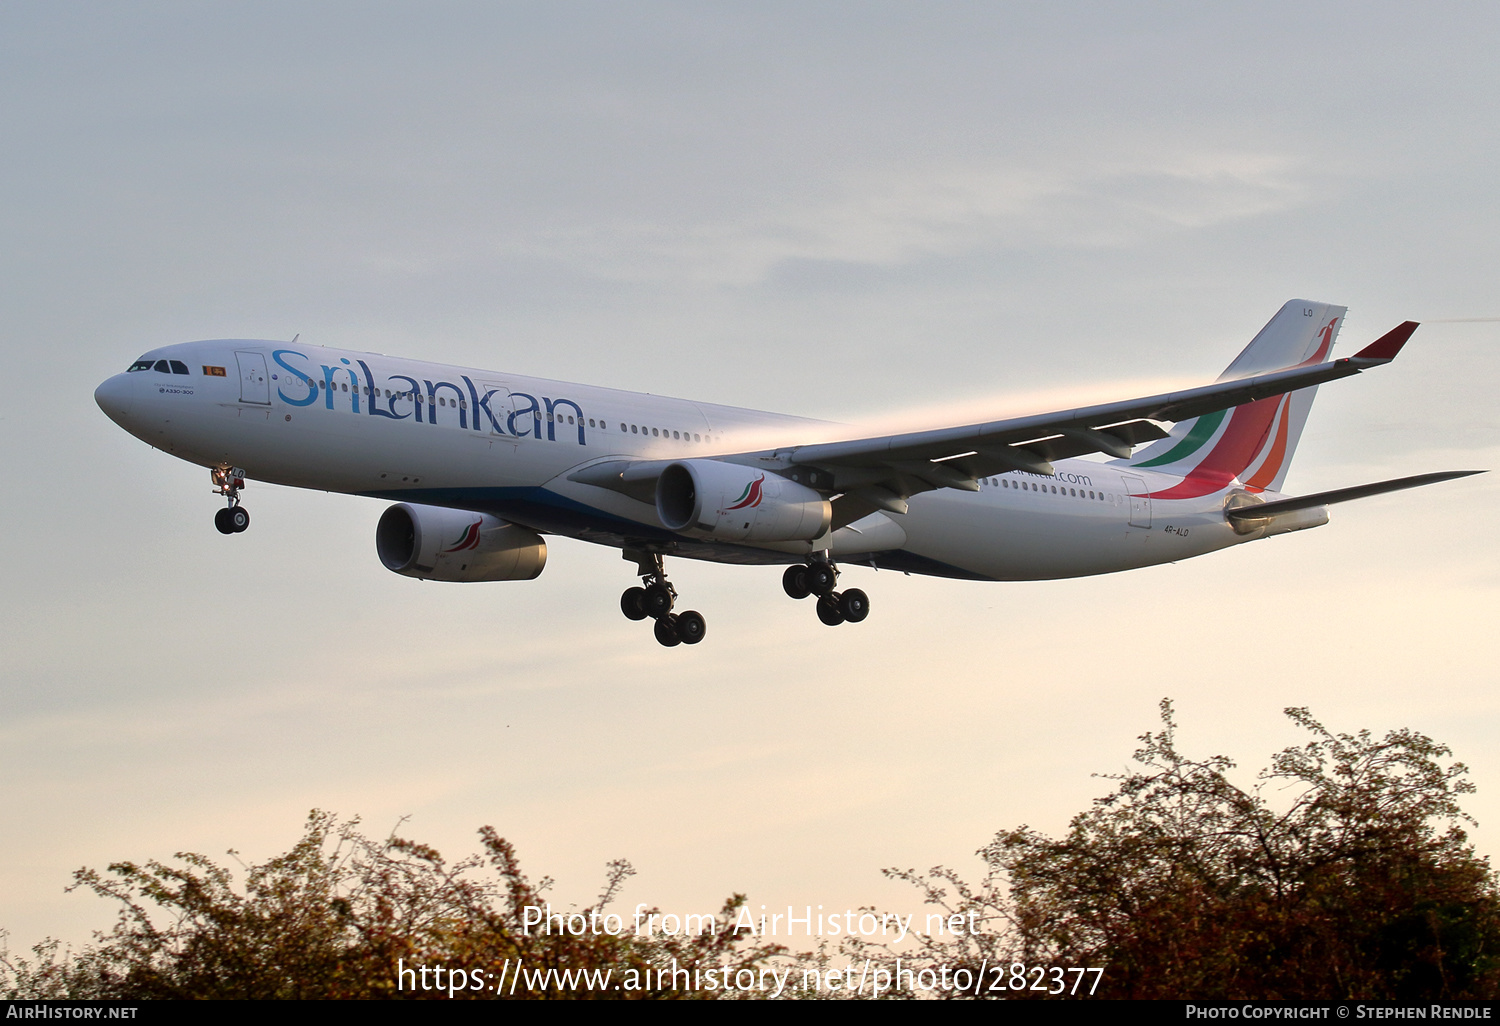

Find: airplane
[94,300,1480,647]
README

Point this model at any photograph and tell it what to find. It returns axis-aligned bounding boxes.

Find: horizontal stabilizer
[1226,470,1483,523]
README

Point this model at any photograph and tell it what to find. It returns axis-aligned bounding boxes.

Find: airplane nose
[94,373,135,424]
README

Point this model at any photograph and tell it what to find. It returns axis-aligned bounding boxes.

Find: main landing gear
[211,467,250,535]
[620,551,706,648]
[782,559,869,627]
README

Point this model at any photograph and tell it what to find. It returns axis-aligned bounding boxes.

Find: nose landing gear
[212,467,250,534]
[621,550,707,648]
[783,559,869,628]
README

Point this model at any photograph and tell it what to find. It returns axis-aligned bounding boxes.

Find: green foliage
[856,702,1500,1000]
[8,704,1497,1000]
[1,813,781,1000]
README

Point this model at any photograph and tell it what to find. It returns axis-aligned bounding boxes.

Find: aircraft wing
[570,322,1417,528]
[776,321,1417,525]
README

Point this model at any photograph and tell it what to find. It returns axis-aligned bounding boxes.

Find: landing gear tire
[212,468,249,533]
[676,610,707,645]
[654,614,682,647]
[643,582,675,618]
[620,587,649,621]
[839,588,869,623]
[809,563,838,596]
[782,564,812,599]
[816,594,846,626]
[626,550,697,648]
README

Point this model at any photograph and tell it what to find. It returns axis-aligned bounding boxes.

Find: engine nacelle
[656,460,831,543]
[376,503,546,582]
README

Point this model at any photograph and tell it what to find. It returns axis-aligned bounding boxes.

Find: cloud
[481,150,1308,286]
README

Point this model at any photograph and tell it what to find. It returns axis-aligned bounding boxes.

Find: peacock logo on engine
[720,474,766,514]
[442,521,483,553]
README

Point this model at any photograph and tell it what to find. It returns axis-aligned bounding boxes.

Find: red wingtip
[1353,320,1419,362]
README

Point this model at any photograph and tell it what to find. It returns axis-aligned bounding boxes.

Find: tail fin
[1125,300,1346,496]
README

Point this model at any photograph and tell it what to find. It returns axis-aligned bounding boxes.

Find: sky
[2,2,1498,957]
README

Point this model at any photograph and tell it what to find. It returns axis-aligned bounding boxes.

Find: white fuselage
[95,339,1285,583]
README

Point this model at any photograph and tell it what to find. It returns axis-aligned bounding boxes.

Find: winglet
[1351,321,1419,364]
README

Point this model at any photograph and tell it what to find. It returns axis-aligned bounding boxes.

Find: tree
[856,702,1500,999]
[2,812,783,999]
[10,705,1497,1000]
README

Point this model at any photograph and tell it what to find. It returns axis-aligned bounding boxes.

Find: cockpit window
[128,359,154,372]
[169,360,190,375]
[153,360,171,373]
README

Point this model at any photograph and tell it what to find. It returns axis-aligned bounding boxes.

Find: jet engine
[656,460,831,543]
[376,503,546,582]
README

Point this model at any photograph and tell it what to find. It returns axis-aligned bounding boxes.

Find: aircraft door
[235,351,271,405]
[480,382,535,441]
[1120,473,1152,528]
[686,402,724,447]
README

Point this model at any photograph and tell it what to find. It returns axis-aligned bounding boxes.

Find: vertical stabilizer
[1124,300,1346,496]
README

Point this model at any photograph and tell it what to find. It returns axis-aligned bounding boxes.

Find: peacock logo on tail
[1135,315,1339,500]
